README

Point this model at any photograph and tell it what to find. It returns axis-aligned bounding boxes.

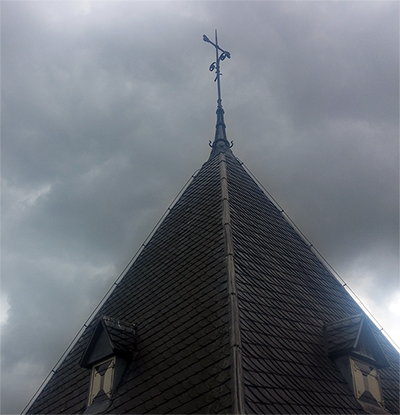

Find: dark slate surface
[28,155,233,414]
[27,149,400,415]
[224,152,399,415]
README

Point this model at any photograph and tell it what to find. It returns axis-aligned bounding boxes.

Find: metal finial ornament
[203,30,231,108]
[204,30,233,154]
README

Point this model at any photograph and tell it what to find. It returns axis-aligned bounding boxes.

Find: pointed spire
[203,30,233,157]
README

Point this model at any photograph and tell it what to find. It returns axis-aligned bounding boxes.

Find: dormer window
[351,358,383,403]
[88,357,116,406]
[80,316,137,414]
[324,314,389,414]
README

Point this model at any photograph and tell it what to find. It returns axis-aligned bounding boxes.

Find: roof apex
[209,105,233,158]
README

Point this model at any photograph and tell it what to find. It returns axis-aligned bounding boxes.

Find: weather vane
[203,30,231,109]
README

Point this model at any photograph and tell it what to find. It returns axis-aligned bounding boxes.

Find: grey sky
[1,2,399,414]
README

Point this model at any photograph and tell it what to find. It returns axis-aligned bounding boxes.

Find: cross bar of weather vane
[203,30,231,106]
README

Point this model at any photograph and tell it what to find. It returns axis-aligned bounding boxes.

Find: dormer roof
[80,316,137,368]
[324,314,389,368]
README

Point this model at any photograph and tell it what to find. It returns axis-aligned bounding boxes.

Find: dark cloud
[1,2,398,414]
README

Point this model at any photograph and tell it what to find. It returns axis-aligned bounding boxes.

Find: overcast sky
[1,2,399,414]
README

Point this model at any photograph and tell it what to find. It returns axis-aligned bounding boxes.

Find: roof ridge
[218,151,245,414]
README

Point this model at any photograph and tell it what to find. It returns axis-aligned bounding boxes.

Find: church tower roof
[26,35,399,415]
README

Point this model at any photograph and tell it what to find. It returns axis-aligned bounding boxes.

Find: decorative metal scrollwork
[203,31,231,100]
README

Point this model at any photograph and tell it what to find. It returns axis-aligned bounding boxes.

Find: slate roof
[27,145,399,414]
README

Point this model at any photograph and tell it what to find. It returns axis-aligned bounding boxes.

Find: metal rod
[215,30,222,106]
[203,30,231,109]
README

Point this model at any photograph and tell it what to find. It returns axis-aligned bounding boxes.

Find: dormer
[324,314,389,414]
[79,316,137,414]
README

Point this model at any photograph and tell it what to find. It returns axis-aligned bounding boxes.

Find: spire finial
[203,30,233,156]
